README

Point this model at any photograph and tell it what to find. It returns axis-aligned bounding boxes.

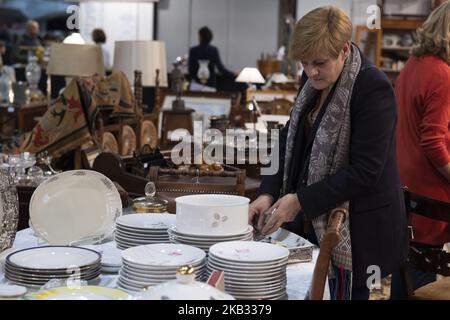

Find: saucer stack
[83,241,122,273]
[115,214,175,250]
[206,241,289,300]
[117,243,206,292]
[5,246,101,287]
[168,226,253,252]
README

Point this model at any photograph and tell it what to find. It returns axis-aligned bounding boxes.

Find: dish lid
[136,265,234,300]
[132,182,168,213]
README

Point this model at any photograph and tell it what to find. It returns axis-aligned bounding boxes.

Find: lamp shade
[47,43,105,77]
[63,33,86,45]
[235,67,265,84]
[113,40,168,87]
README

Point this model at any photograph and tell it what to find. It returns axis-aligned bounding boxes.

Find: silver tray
[259,228,315,263]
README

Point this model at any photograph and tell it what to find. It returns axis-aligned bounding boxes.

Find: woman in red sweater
[392,1,450,298]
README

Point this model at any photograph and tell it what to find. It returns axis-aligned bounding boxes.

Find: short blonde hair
[412,1,450,64]
[289,6,352,61]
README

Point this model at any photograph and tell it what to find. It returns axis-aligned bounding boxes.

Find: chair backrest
[308,208,346,300]
[148,165,246,196]
[404,188,450,277]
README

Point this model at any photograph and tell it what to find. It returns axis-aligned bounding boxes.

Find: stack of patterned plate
[167,225,254,252]
[206,241,289,300]
[115,213,175,250]
[5,246,101,287]
[117,244,206,292]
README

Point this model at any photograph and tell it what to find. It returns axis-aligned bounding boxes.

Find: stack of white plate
[83,241,122,273]
[5,246,101,287]
[115,214,175,250]
[206,241,289,300]
[117,243,206,292]
[167,225,254,252]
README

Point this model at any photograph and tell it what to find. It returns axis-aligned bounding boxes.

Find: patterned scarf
[282,44,362,285]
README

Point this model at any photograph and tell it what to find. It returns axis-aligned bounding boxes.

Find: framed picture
[382,0,432,18]
[159,92,233,135]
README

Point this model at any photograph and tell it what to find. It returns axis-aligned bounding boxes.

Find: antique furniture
[91,152,261,213]
[159,108,194,149]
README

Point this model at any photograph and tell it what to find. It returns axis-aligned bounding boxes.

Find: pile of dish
[4,246,101,287]
[83,241,122,273]
[115,213,175,250]
[206,241,289,300]
[117,244,206,292]
[168,226,253,252]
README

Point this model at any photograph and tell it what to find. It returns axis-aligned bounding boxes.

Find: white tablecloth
[1,228,328,300]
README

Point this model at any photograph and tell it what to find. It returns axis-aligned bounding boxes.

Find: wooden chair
[308,208,346,300]
[402,188,450,300]
[148,166,246,195]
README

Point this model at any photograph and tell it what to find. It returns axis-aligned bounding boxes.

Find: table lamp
[235,67,266,130]
[113,40,168,116]
[46,42,105,102]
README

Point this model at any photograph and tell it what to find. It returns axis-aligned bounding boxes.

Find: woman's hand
[261,193,301,235]
[248,194,273,231]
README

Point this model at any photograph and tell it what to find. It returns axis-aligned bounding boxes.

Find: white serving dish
[26,286,132,300]
[175,194,249,236]
[136,271,234,300]
[29,170,122,245]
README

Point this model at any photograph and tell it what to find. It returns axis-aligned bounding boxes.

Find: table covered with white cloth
[0,228,328,300]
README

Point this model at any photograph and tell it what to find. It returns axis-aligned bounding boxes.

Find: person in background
[188,26,236,89]
[0,28,13,65]
[92,28,111,70]
[14,20,43,64]
[391,1,450,299]
[248,6,408,300]
[18,20,42,47]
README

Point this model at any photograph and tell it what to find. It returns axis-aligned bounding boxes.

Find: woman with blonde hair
[249,6,408,300]
[392,1,450,299]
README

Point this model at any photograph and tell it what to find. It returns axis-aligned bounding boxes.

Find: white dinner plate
[116,213,175,230]
[121,244,206,267]
[29,170,122,245]
[6,246,101,270]
[82,241,122,267]
[168,225,254,239]
[209,241,289,263]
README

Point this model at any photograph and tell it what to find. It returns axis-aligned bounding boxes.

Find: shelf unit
[355,18,425,85]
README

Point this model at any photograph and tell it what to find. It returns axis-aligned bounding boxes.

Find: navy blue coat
[258,52,408,286]
[188,44,235,88]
